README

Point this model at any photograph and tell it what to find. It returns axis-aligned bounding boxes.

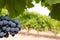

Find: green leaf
[41,0,45,2]
[0,0,5,10]
[41,2,45,6]
[26,0,34,8]
[35,0,40,3]
[27,3,34,8]
[49,3,60,21]
[7,0,26,18]
[45,3,52,10]
[41,0,45,6]
[45,0,60,6]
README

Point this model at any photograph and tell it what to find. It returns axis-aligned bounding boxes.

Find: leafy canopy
[18,10,60,33]
[0,0,60,20]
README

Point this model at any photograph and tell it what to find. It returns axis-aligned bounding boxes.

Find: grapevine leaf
[27,3,34,8]
[41,2,45,6]
[0,0,5,10]
[45,0,60,6]
[7,0,26,18]
[49,3,60,21]
[41,0,45,6]
[26,0,34,8]
[35,0,40,3]
[45,3,52,10]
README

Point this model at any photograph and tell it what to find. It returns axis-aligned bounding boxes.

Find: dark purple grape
[1,15,10,21]
[10,23,16,27]
[3,20,8,25]
[2,27,6,30]
[5,27,10,32]
[15,28,19,32]
[4,16,10,21]
[17,25,21,30]
[5,25,9,27]
[10,28,15,32]
[0,30,1,32]
[8,21,13,25]
[0,26,2,27]
[1,16,5,20]
[0,32,6,37]
[0,21,3,26]
[12,19,19,24]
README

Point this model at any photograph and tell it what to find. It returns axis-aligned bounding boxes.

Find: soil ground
[0,29,60,40]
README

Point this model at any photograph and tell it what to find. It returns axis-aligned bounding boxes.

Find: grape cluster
[0,15,21,38]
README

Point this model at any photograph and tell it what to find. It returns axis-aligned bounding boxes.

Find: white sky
[27,1,50,16]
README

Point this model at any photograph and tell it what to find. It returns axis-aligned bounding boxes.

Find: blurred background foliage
[17,10,60,33]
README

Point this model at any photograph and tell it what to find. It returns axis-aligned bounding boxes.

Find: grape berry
[0,15,21,38]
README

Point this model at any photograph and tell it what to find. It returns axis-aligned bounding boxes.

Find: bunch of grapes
[0,15,21,38]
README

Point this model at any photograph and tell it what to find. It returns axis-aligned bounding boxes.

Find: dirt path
[0,34,56,40]
[0,29,60,40]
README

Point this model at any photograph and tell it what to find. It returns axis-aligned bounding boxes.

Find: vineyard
[18,10,60,34]
[0,0,60,40]
[0,8,60,40]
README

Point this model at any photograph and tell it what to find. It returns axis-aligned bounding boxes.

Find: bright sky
[27,1,50,16]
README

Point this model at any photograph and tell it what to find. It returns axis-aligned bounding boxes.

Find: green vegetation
[18,10,60,33]
[0,0,60,20]
[0,0,60,39]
